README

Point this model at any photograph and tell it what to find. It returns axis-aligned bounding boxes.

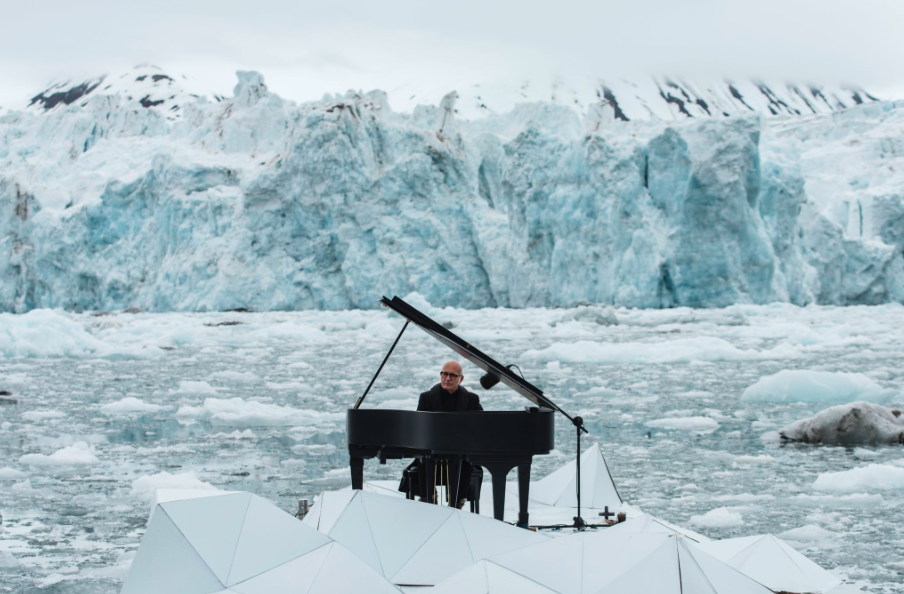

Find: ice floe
[742,370,890,403]
[779,401,904,445]
[19,441,99,465]
[813,464,904,492]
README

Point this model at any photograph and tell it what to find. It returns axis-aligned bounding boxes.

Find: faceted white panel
[458,509,548,560]
[362,492,453,579]
[431,560,490,594]
[532,443,621,509]
[149,489,237,522]
[680,540,773,594]
[485,562,561,594]
[314,489,356,533]
[492,532,583,594]
[227,496,331,586]
[121,508,224,594]
[694,535,840,594]
[327,495,383,574]
[162,493,253,584]
[582,533,677,591]
[590,538,682,594]
[391,514,475,585]
[309,541,403,594]
[230,542,331,594]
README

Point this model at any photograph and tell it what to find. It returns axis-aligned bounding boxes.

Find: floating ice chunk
[208,370,262,384]
[732,455,776,466]
[130,471,218,500]
[100,397,168,414]
[813,464,904,492]
[169,380,218,395]
[0,467,27,479]
[0,551,19,568]
[524,337,798,364]
[11,479,36,493]
[688,507,744,528]
[19,441,100,465]
[291,444,337,456]
[176,397,343,427]
[778,524,837,543]
[742,370,890,403]
[212,429,255,439]
[779,401,904,445]
[0,309,163,359]
[21,410,66,421]
[786,493,884,507]
[646,417,719,433]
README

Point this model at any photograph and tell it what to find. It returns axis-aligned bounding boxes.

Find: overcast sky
[3,0,903,109]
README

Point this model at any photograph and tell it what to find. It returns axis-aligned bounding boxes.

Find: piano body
[347,296,580,528]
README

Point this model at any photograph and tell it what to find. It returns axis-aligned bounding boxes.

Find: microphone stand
[572,416,588,530]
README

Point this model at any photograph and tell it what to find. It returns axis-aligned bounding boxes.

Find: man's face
[440,361,463,393]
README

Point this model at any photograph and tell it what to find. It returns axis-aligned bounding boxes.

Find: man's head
[440,361,463,394]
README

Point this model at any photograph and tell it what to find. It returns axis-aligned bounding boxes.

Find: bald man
[409,361,482,508]
[417,361,484,412]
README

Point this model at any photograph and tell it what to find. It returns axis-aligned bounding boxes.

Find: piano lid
[380,295,578,425]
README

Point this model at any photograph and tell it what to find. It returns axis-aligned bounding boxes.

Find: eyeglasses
[440,372,461,379]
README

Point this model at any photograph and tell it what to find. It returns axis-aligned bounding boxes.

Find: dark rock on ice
[779,401,904,445]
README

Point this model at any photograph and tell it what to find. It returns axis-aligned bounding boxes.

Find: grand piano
[347,296,583,527]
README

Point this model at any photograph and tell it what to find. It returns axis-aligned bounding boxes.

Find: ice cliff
[1,69,903,312]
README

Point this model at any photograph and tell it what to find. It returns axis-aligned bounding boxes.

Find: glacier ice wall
[1,73,903,312]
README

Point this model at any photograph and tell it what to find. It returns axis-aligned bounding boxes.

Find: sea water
[1,302,903,592]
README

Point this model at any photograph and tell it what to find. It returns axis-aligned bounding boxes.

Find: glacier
[1,69,904,312]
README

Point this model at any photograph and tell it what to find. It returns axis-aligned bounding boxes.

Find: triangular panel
[162,493,253,584]
[492,533,583,594]
[392,514,474,585]
[122,508,224,594]
[230,542,331,594]
[582,533,676,593]
[314,490,356,533]
[362,492,453,579]
[591,537,681,594]
[431,560,490,594]
[227,495,331,586]
[681,540,773,594]
[485,562,561,594]
[308,541,402,594]
[327,495,383,574]
[459,509,548,560]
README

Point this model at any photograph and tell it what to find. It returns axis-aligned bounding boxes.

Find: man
[417,361,483,413]
[405,361,482,508]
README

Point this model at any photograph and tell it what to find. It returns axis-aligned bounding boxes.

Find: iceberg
[779,401,904,445]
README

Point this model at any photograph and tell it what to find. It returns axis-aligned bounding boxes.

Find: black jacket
[417,383,483,412]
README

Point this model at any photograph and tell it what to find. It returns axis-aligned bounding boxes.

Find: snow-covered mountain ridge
[21,65,878,122]
[1,70,902,312]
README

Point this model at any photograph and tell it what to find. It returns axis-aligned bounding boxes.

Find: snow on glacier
[1,71,904,312]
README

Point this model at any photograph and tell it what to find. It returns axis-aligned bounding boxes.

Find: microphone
[479,365,513,390]
[479,371,501,390]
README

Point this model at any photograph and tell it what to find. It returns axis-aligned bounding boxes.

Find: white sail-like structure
[434,531,775,594]
[530,443,621,510]
[302,490,547,586]
[695,534,843,594]
[122,490,401,594]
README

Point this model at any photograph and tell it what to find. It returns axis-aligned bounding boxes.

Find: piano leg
[350,456,364,490]
[490,470,506,522]
[449,458,462,508]
[423,458,436,503]
[517,463,531,528]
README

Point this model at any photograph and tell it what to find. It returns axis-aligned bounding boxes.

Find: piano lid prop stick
[354,319,410,409]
